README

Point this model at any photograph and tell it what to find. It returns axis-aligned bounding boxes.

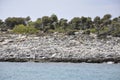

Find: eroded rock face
[0,33,120,63]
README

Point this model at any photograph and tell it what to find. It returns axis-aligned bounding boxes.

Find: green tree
[33,18,42,30]
[25,16,31,22]
[110,17,120,37]
[0,19,3,25]
[50,14,58,23]
[0,19,8,31]
[5,17,26,29]
[80,16,87,30]
[59,18,68,29]
[41,16,51,32]
[25,16,31,26]
[86,17,93,29]
[70,17,81,30]
[93,16,101,34]
[50,14,58,30]
[42,16,50,26]
[102,14,112,20]
[102,14,112,26]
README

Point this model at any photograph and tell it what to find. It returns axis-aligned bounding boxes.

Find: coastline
[0,32,120,63]
[0,57,120,63]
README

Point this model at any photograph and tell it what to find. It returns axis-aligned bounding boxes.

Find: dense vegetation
[0,14,120,37]
[13,24,38,34]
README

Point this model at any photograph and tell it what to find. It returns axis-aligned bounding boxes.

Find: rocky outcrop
[0,32,120,63]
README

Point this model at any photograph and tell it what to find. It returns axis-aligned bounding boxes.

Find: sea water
[0,62,120,80]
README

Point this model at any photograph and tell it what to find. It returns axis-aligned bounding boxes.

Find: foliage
[89,28,96,33]
[33,18,42,30]
[110,22,120,37]
[13,24,38,34]
[5,17,26,29]
[0,14,120,37]
[83,30,90,35]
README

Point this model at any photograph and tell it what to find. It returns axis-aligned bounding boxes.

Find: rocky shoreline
[0,32,120,63]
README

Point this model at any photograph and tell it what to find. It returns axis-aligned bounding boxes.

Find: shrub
[83,30,90,35]
[89,28,96,33]
[13,24,38,34]
[112,31,120,37]
[47,29,55,33]
[54,27,66,33]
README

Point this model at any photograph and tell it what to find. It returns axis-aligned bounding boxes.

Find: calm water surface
[0,62,120,80]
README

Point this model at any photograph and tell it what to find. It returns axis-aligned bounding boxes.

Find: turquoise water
[0,62,120,80]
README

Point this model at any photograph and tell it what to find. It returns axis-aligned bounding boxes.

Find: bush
[54,27,66,33]
[112,31,120,37]
[89,28,96,33]
[13,24,38,34]
[83,30,90,35]
[47,29,56,33]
